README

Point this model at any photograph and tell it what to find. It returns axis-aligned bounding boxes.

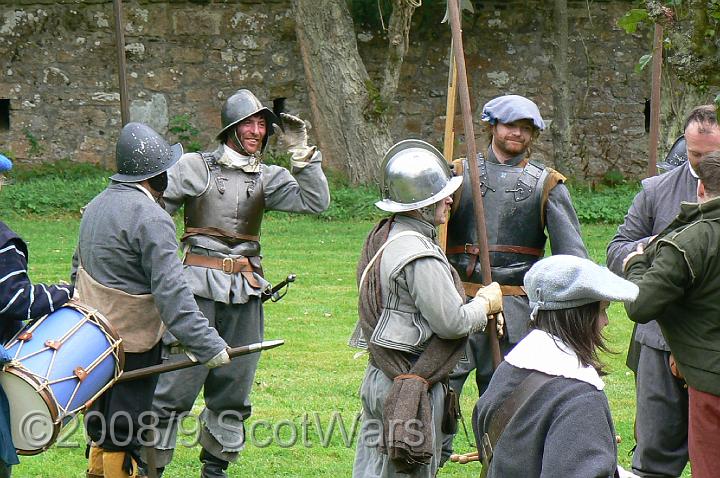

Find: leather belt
[462,282,526,298]
[447,244,544,279]
[446,244,544,257]
[184,253,260,288]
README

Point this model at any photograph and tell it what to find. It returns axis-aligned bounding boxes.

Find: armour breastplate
[184,154,265,252]
[446,154,548,285]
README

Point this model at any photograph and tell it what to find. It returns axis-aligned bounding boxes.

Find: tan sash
[76,264,165,353]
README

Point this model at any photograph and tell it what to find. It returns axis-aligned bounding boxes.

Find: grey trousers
[632,344,688,478]
[150,296,264,466]
[352,364,444,478]
[0,462,10,478]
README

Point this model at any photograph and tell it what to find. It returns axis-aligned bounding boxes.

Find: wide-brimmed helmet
[375,139,462,212]
[110,122,183,183]
[658,135,688,172]
[216,89,279,152]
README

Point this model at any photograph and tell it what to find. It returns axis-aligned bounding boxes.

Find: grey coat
[606,162,697,350]
[473,362,617,478]
[73,182,226,363]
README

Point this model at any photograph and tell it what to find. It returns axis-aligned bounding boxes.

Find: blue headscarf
[0,154,12,173]
[481,94,546,130]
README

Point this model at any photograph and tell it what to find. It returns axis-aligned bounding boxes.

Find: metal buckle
[221,257,234,274]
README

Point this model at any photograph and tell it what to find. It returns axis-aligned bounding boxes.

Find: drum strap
[479,371,552,477]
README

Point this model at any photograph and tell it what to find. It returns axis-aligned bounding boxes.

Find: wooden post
[439,42,458,250]
[113,0,130,126]
[447,0,502,368]
[648,23,663,178]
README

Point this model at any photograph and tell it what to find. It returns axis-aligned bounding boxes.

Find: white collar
[688,161,699,179]
[218,144,262,172]
[505,329,605,390]
[133,183,156,202]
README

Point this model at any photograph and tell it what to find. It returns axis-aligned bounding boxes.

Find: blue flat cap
[481,94,546,130]
[525,255,638,315]
[0,154,12,173]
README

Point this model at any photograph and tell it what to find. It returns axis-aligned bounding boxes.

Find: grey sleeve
[137,213,227,362]
[163,153,209,216]
[606,188,655,275]
[403,256,488,339]
[541,392,617,478]
[263,153,330,213]
[546,184,589,259]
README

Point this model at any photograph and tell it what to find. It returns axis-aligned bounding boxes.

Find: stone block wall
[0,0,664,180]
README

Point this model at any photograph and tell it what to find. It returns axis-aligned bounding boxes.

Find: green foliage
[169,114,203,152]
[23,128,43,156]
[635,53,653,73]
[617,8,650,34]
[363,79,389,119]
[568,182,641,224]
[0,158,643,225]
[0,160,110,217]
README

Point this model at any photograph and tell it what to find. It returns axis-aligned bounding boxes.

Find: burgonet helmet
[375,139,462,213]
[658,135,688,172]
[111,122,183,183]
[216,89,280,154]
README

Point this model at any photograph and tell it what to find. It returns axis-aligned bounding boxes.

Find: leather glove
[204,348,231,369]
[275,113,316,161]
[474,282,503,316]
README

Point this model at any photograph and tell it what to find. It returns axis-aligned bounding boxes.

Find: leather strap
[184,253,260,288]
[446,244,544,257]
[462,282,526,297]
[182,226,260,244]
[480,371,553,475]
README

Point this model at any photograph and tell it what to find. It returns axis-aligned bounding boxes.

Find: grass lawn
[4,216,689,477]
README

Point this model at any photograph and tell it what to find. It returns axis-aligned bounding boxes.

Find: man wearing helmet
[350,140,504,478]
[148,89,329,477]
[72,122,230,478]
[442,94,588,460]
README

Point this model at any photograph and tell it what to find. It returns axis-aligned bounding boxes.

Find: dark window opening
[0,99,9,131]
[644,98,650,133]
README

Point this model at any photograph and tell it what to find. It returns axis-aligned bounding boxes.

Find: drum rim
[1,366,61,455]
[64,302,126,372]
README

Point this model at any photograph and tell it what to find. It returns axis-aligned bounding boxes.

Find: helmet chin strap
[230,130,263,164]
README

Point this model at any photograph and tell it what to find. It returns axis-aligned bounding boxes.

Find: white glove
[204,348,231,369]
[275,113,316,161]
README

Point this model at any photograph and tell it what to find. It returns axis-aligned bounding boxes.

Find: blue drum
[0,302,124,455]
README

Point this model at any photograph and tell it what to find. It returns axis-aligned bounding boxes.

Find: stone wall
[0,0,689,180]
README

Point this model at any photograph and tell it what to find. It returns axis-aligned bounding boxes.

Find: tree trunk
[380,0,418,102]
[292,0,394,185]
[550,0,572,176]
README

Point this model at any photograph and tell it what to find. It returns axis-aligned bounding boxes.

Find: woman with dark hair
[472,255,638,478]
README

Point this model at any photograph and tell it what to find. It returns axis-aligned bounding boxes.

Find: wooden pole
[447,0,501,369]
[113,0,130,126]
[117,340,285,382]
[438,41,458,250]
[648,23,663,178]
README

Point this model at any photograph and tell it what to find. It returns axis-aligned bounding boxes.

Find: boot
[199,449,229,478]
[87,445,104,478]
[102,450,137,478]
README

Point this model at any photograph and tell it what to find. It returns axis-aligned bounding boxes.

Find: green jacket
[625,197,720,396]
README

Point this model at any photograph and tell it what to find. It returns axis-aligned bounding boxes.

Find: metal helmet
[110,122,183,183]
[216,89,279,153]
[375,139,462,212]
[658,135,688,172]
